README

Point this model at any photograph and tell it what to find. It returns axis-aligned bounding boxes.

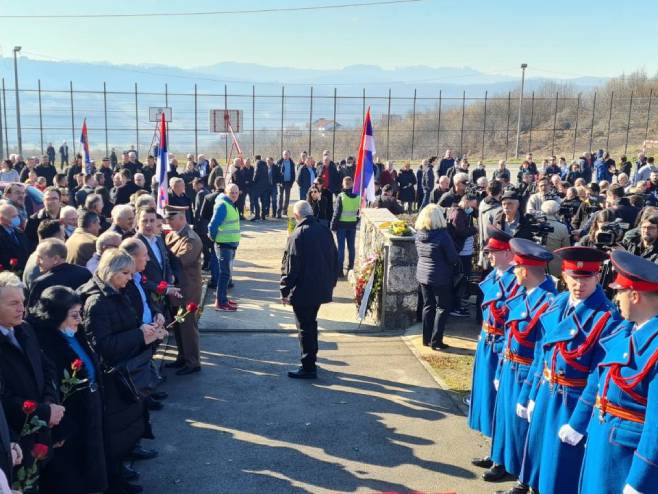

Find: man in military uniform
[483,238,557,492]
[470,226,519,466]
[516,247,621,494]
[560,250,658,494]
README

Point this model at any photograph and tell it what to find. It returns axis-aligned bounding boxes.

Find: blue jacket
[414,228,458,286]
[569,317,658,494]
[595,158,612,182]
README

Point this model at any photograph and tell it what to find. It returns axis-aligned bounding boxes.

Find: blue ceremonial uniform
[518,286,621,494]
[468,266,520,437]
[490,276,557,478]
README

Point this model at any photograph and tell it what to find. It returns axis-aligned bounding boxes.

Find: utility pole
[13,46,22,156]
[514,63,527,159]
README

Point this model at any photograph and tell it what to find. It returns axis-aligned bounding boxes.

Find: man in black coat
[0,273,64,470]
[296,160,317,203]
[27,238,92,309]
[114,169,141,206]
[277,150,296,218]
[280,201,338,379]
[0,203,30,272]
[24,186,62,249]
[251,156,269,221]
[606,184,639,226]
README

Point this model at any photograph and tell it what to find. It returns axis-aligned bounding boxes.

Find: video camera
[525,212,555,245]
[595,218,630,249]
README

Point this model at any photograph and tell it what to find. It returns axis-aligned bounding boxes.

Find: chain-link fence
[1,79,656,163]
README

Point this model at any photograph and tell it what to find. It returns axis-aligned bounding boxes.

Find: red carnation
[22,400,38,415]
[156,281,168,295]
[186,302,199,313]
[9,258,18,268]
[31,443,49,461]
[141,274,147,284]
[71,359,83,372]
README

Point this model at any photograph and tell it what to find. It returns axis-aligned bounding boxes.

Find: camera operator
[577,209,618,248]
[620,214,658,262]
[540,200,571,278]
[493,189,534,240]
[605,183,640,226]
[571,183,602,234]
[559,187,582,226]
[526,176,561,215]
[438,172,468,208]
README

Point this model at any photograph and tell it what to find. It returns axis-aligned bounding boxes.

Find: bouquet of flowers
[385,220,413,237]
[354,253,383,316]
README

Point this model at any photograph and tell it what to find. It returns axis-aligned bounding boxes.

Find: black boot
[471,456,493,468]
[482,464,512,482]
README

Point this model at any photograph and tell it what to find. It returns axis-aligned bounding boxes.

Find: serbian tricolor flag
[353,107,376,204]
[155,112,169,214]
[80,118,91,175]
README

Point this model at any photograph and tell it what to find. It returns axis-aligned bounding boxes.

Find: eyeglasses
[68,311,81,320]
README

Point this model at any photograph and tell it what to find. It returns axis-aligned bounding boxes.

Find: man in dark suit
[250,156,269,221]
[108,204,136,239]
[0,203,30,271]
[0,272,64,469]
[265,157,281,219]
[114,169,142,205]
[280,201,338,379]
[26,238,92,309]
[24,186,62,248]
[277,150,296,218]
[134,207,179,311]
[296,159,317,204]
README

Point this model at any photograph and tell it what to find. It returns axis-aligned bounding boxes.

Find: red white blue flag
[353,107,376,204]
[80,118,91,175]
[155,112,169,214]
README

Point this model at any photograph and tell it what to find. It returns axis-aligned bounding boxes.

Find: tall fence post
[362,88,366,121]
[38,79,44,154]
[280,86,285,157]
[386,88,391,160]
[2,79,8,157]
[606,91,614,151]
[134,83,139,157]
[505,92,511,161]
[224,85,228,164]
[103,82,109,157]
[481,90,488,160]
[624,91,634,155]
[459,90,466,157]
[436,90,442,156]
[331,88,337,159]
[308,86,313,156]
[164,83,169,149]
[193,84,198,157]
[589,92,597,153]
[252,85,256,157]
[70,81,76,154]
[551,92,559,156]
[645,89,653,144]
[528,92,535,154]
[410,88,417,161]
[572,94,581,160]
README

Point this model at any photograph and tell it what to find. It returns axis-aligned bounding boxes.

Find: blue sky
[0,0,656,78]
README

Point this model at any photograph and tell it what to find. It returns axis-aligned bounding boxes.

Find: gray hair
[96,231,122,254]
[169,177,184,188]
[96,248,134,284]
[84,193,103,210]
[0,271,25,296]
[59,205,77,220]
[111,203,134,221]
[119,237,145,257]
[135,194,155,209]
[476,176,487,187]
[541,200,560,216]
[36,238,67,260]
[293,200,313,218]
[454,172,469,184]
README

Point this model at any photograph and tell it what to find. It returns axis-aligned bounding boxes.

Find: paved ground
[140,218,512,494]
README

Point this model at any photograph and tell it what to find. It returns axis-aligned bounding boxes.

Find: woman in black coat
[29,286,107,494]
[78,249,159,494]
[396,162,417,212]
[414,204,458,350]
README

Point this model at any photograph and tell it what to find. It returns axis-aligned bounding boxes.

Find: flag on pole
[80,118,91,175]
[353,107,376,204]
[155,112,169,214]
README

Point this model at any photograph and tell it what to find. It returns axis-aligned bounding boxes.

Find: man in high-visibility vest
[208,183,241,311]
[330,176,360,278]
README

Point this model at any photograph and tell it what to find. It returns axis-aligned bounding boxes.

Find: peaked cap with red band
[609,250,658,292]
[483,225,513,252]
[510,238,553,266]
[555,246,608,277]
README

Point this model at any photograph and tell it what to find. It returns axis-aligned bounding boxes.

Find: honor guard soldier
[560,250,658,494]
[483,238,557,492]
[516,246,621,494]
[470,226,520,466]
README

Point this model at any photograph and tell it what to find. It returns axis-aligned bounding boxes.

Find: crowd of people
[2,141,658,494]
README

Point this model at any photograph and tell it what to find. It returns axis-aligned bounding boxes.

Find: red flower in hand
[71,359,84,372]
[22,400,38,415]
[141,274,147,284]
[156,281,168,295]
[9,258,18,268]
[186,302,199,313]
[31,443,49,461]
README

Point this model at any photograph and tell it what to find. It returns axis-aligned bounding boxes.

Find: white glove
[623,484,642,494]
[516,403,528,419]
[558,424,584,446]
[493,379,500,391]
[527,400,535,423]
